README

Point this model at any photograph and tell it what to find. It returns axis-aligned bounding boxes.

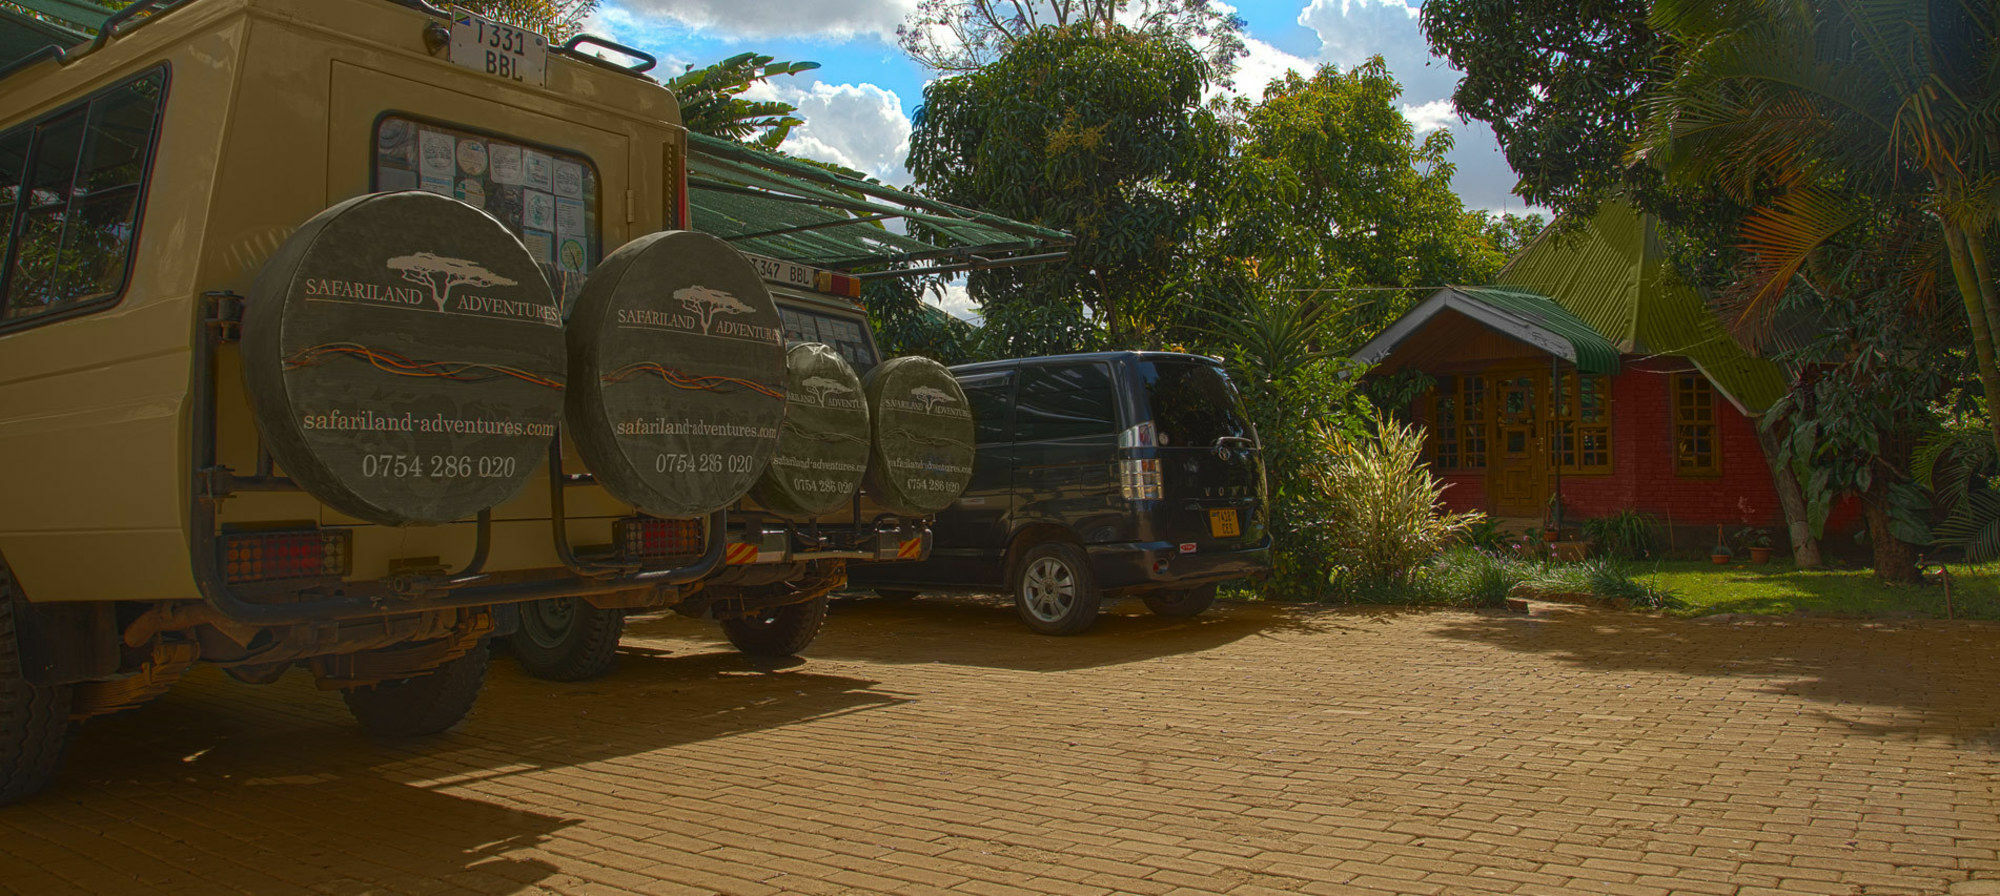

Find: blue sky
[586,0,1535,215]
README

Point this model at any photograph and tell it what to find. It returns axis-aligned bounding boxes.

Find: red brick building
[1353,202,1795,539]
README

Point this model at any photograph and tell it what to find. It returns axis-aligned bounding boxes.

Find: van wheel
[342,640,489,739]
[1,594,71,805]
[511,597,625,682]
[1012,542,1101,636]
[721,596,829,658]
[1142,585,1216,618]
[874,589,920,602]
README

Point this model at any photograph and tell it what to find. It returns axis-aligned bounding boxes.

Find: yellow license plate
[1208,508,1240,538]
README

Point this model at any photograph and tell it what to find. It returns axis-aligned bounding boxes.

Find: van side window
[1014,362,1116,442]
[960,370,1016,445]
[0,69,167,326]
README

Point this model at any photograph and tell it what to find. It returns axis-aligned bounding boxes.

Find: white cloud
[744,80,914,185]
[1400,98,1456,135]
[604,0,918,40]
[1225,35,1317,99]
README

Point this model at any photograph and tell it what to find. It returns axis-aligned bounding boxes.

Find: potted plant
[1542,494,1563,542]
[1735,527,1774,563]
[1710,525,1733,565]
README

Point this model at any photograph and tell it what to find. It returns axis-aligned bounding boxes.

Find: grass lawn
[1632,559,2000,621]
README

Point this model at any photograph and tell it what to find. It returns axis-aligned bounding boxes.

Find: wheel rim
[1021,557,1077,622]
[519,598,575,649]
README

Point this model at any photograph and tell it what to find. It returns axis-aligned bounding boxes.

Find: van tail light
[618,516,705,559]
[221,530,350,583]
[1119,458,1162,501]
[815,270,862,298]
[1118,421,1156,449]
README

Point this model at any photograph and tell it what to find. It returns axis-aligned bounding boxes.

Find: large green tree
[907,24,1225,353]
[1419,0,1656,221]
[1637,0,2000,454]
[1223,60,1506,339]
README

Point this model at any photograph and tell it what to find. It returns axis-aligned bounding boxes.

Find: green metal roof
[1496,199,1790,414]
[1350,285,1622,376]
[1454,287,1623,374]
[687,131,1070,274]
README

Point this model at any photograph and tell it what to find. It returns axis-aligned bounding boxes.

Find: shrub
[1580,510,1658,560]
[1424,547,1527,606]
[1312,414,1485,584]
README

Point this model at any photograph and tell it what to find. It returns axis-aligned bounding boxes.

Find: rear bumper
[1087,537,1271,593]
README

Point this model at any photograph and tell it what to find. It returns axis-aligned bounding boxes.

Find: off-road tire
[1011,541,1102,636]
[0,594,70,805]
[1141,585,1217,618]
[342,640,489,739]
[510,597,625,682]
[720,595,829,657]
[874,589,921,602]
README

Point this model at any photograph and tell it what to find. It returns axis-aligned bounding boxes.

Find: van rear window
[373,117,598,311]
[1139,361,1254,448]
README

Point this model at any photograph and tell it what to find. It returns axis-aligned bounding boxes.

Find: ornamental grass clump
[1313,415,1485,586]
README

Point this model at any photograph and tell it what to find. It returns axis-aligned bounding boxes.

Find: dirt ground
[3,594,1999,895]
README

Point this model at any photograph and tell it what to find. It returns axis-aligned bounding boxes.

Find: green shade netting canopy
[687,131,1069,273]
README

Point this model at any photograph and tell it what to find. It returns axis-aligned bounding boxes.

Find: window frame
[0,64,171,337]
[1673,372,1721,478]
[1547,371,1613,475]
[1429,373,1488,472]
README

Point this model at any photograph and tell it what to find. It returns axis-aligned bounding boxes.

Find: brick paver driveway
[4,595,2000,895]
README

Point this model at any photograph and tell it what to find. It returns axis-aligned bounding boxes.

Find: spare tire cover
[242,191,565,526]
[748,343,872,517]
[862,356,976,515]
[566,230,787,518]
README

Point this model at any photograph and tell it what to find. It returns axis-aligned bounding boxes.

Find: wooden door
[1489,369,1547,518]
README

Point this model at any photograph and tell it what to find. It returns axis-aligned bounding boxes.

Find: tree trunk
[1943,224,2000,456]
[1861,480,1922,584]
[1755,423,1822,568]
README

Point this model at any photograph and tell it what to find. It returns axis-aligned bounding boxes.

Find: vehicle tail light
[1119,458,1162,501]
[221,530,349,583]
[1118,421,1156,448]
[617,516,704,559]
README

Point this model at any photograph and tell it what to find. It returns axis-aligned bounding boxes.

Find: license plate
[1208,508,1240,538]
[449,7,548,86]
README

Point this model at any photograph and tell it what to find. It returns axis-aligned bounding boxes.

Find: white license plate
[448,7,548,86]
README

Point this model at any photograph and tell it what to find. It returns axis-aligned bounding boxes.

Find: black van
[850,352,1270,634]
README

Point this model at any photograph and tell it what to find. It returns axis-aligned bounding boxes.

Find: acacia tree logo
[386,252,517,312]
[801,376,855,406]
[673,285,754,335]
[911,385,956,414]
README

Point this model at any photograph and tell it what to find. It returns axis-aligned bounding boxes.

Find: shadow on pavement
[1426,603,2000,747]
[0,648,905,892]
[788,592,1355,672]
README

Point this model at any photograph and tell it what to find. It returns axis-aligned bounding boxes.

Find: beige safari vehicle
[0,0,1057,803]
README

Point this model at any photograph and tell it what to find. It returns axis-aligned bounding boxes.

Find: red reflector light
[617,516,704,558]
[815,270,862,299]
[221,530,349,583]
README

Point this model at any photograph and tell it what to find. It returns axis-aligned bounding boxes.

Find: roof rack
[1,0,660,85]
